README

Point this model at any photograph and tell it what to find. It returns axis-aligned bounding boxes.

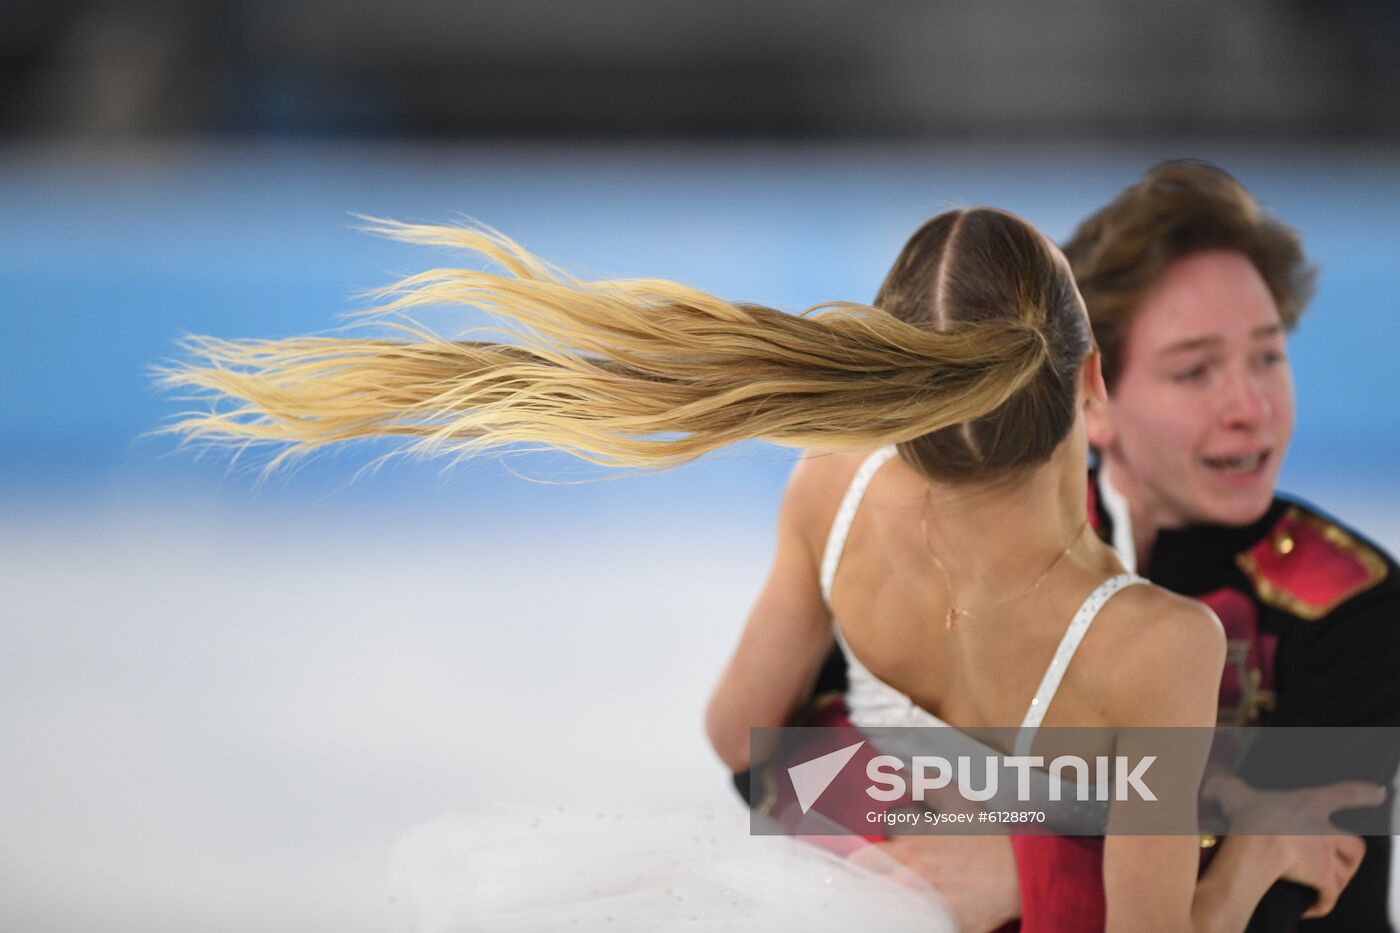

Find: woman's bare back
[794,448,1210,736]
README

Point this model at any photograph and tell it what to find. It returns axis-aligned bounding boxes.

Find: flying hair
[159,213,1073,477]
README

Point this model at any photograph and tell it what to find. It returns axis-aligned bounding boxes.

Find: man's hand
[1282,832,1367,919]
[849,834,1020,932]
[1206,775,1383,919]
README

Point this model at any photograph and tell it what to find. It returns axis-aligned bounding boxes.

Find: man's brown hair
[1063,161,1316,388]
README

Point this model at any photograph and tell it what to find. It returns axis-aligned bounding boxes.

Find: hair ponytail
[160,220,1053,471]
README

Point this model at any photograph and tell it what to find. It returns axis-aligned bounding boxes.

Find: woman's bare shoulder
[1098,582,1221,632]
[1093,583,1224,666]
[1090,583,1226,726]
[780,450,880,548]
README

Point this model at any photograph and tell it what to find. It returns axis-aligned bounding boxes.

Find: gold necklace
[920,496,1089,632]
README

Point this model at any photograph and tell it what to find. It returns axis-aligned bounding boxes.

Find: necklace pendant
[946,607,964,631]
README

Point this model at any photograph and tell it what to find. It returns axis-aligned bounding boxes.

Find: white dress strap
[1014,572,1147,756]
[819,447,899,605]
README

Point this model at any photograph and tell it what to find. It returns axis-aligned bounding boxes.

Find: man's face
[1089,250,1295,529]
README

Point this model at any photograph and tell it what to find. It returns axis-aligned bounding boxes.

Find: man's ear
[1082,351,1114,449]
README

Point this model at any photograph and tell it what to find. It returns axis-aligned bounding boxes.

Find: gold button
[1274,533,1295,555]
[1199,833,1218,848]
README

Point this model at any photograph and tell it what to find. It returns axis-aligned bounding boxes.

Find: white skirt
[388,804,957,932]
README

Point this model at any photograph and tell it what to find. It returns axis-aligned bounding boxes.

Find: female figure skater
[164,209,1278,931]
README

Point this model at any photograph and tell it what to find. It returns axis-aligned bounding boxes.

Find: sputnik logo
[786,740,866,814]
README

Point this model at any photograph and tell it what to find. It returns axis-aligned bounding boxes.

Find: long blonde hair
[161,211,1084,475]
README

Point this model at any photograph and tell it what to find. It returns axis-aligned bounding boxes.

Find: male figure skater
[1068,160,1398,930]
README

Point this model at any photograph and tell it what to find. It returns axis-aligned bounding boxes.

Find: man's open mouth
[1202,450,1269,474]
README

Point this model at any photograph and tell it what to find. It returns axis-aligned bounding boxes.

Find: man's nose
[1219,368,1271,428]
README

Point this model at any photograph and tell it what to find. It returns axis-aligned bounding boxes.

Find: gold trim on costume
[1236,506,1389,621]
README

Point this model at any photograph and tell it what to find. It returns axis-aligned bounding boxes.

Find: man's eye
[1256,350,1287,367]
[1171,366,1209,383]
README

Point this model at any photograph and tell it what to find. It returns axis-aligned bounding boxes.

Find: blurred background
[3,2,1399,931]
